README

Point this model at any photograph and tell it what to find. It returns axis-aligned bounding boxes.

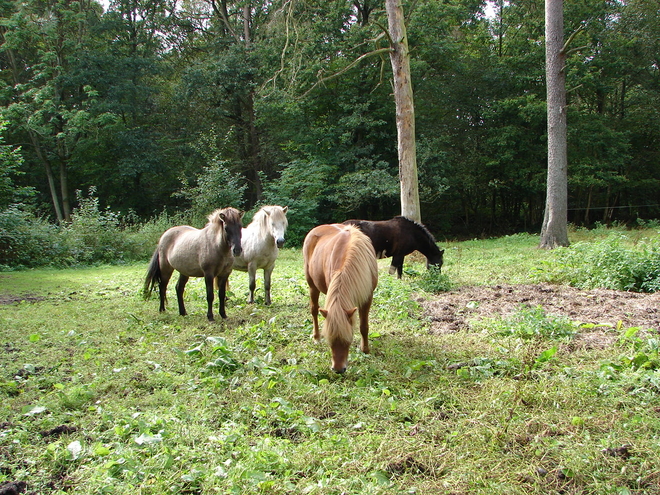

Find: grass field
[2,230,660,494]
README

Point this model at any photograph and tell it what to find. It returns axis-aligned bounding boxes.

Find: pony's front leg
[309,286,321,341]
[358,298,372,354]
[215,274,229,320]
[175,274,189,316]
[263,266,273,305]
[390,255,405,279]
[247,263,257,304]
[204,274,217,321]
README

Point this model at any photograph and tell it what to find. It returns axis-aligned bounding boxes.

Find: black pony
[343,216,444,278]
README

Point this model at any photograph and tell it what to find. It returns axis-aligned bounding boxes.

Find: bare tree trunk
[29,131,64,223]
[539,0,570,249]
[59,161,71,222]
[385,0,421,224]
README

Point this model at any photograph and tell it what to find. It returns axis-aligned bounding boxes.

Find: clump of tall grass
[538,233,660,292]
[415,265,454,293]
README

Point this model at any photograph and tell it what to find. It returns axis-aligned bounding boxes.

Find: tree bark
[385,0,421,224]
[539,0,570,249]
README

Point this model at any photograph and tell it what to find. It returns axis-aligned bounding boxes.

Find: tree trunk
[385,0,421,224]
[59,161,71,222]
[539,0,570,249]
[29,130,64,223]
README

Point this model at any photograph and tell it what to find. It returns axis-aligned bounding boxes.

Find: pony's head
[262,205,288,248]
[319,305,357,373]
[211,207,244,257]
[427,248,445,271]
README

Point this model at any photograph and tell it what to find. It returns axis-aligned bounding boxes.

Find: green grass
[2,230,660,494]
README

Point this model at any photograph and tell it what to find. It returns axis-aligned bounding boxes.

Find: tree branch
[560,25,585,55]
[301,47,393,98]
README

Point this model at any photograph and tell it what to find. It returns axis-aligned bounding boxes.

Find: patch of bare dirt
[422,283,660,347]
[0,294,45,305]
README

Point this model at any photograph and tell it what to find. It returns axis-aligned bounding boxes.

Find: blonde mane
[323,227,377,345]
[250,205,288,236]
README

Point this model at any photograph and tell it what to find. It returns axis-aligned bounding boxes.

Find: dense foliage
[0,0,659,242]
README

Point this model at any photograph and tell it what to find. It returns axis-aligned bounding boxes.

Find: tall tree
[385,0,420,223]
[539,0,569,248]
[0,0,100,221]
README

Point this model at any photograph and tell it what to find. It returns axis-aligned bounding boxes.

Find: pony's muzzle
[232,245,243,257]
[276,237,285,249]
[332,365,347,374]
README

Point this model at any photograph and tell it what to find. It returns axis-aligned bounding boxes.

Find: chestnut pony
[303,224,378,373]
[143,207,244,321]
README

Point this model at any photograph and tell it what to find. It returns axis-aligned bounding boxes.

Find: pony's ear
[283,206,288,214]
[239,210,245,219]
[218,212,227,224]
[345,307,357,319]
[319,308,328,319]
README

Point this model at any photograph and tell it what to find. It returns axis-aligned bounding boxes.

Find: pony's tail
[143,249,162,300]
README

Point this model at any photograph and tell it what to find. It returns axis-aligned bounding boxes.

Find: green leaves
[480,304,578,340]
[543,234,660,292]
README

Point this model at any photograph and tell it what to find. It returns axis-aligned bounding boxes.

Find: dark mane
[394,216,437,244]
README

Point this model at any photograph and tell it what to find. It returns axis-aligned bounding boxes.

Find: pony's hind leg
[390,255,405,279]
[175,274,189,316]
[358,298,372,354]
[158,266,174,313]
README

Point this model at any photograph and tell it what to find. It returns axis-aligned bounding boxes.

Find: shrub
[57,187,138,265]
[0,204,60,268]
[543,234,660,292]
[0,189,160,269]
[175,160,246,222]
[261,159,336,246]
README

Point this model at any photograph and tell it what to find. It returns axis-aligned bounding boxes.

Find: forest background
[0,0,659,261]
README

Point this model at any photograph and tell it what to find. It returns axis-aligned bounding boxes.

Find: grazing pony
[343,216,444,278]
[303,224,378,373]
[232,205,288,305]
[143,207,244,321]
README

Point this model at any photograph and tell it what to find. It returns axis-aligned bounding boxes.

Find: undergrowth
[538,233,660,292]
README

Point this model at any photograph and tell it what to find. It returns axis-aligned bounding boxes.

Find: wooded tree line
[1,0,658,240]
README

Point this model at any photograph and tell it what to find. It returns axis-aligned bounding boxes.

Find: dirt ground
[422,283,660,346]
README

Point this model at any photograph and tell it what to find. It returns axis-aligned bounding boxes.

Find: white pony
[232,205,288,305]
